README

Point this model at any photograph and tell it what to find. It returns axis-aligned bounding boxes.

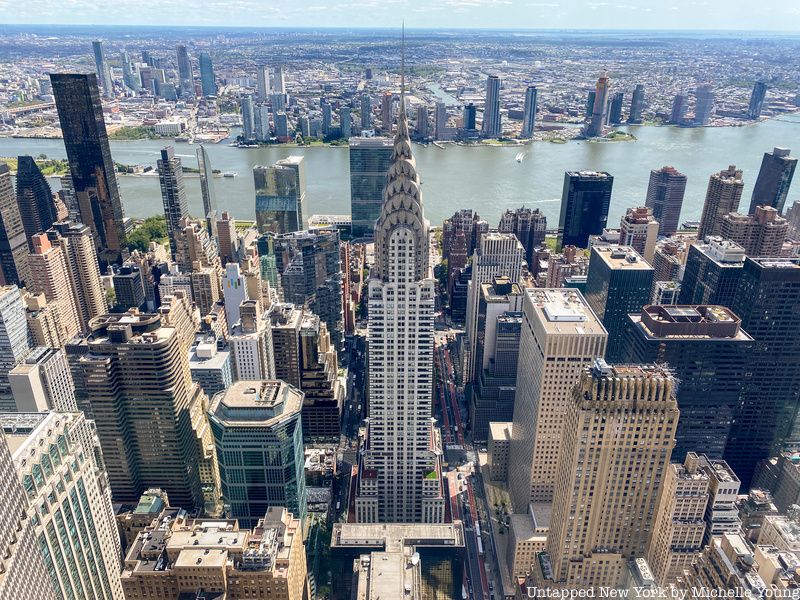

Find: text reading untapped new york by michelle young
[527,588,800,599]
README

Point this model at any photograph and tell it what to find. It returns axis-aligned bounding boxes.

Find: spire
[400,21,405,114]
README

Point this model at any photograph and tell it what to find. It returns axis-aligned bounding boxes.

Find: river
[1,115,798,228]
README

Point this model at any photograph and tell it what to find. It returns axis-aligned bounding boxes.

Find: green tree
[127,216,168,253]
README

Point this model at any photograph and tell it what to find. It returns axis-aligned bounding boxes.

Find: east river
[1,114,799,228]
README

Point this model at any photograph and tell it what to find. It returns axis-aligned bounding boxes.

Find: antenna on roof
[401,21,405,100]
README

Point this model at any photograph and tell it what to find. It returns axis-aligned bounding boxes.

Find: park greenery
[127,215,168,253]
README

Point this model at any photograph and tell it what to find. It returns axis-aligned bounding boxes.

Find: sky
[1,0,799,31]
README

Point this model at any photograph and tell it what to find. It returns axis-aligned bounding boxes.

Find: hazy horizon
[1,0,798,32]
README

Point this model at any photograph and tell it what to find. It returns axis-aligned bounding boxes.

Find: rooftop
[332,522,465,554]
[209,380,303,427]
[631,304,753,341]
[0,411,50,456]
[525,288,606,336]
[591,245,653,270]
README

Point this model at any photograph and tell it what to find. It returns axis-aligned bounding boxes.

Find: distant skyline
[3,0,800,32]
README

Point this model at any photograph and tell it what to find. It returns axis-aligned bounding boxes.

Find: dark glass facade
[678,242,744,307]
[51,73,126,265]
[749,148,797,214]
[349,138,394,239]
[557,171,613,249]
[15,156,57,250]
[623,305,754,462]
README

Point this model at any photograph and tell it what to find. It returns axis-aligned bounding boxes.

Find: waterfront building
[360,93,371,129]
[521,85,538,138]
[645,165,687,237]
[254,156,306,234]
[535,364,678,589]
[748,81,768,120]
[584,245,653,363]
[482,74,502,137]
[694,84,715,126]
[256,65,270,99]
[557,170,613,248]
[157,147,189,261]
[354,77,445,524]
[508,288,607,511]
[623,305,754,460]
[2,411,124,600]
[349,137,394,239]
[240,95,256,140]
[176,44,194,98]
[669,93,688,124]
[749,147,797,215]
[209,380,306,527]
[609,91,624,124]
[585,70,610,137]
[628,84,645,124]
[697,165,744,240]
[51,73,126,265]
[196,145,218,239]
[92,40,114,98]
[198,51,216,96]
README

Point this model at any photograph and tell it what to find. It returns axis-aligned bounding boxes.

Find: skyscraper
[27,233,82,343]
[748,81,768,120]
[273,65,286,95]
[470,277,523,440]
[669,93,688,124]
[340,105,352,139]
[619,206,659,262]
[497,206,546,267]
[628,84,645,124]
[229,299,275,381]
[0,163,31,286]
[508,288,607,511]
[435,101,449,139]
[521,85,538,138]
[256,65,270,99]
[609,90,624,124]
[462,232,524,383]
[209,380,307,527]
[67,302,219,509]
[321,102,332,135]
[678,237,745,307]
[584,245,654,363]
[198,51,217,96]
[585,70,610,137]
[0,285,30,412]
[536,363,678,589]
[380,92,394,133]
[623,305,754,461]
[719,205,789,256]
[157,146,189,261]
[240,95,256,140]
[92,40,114,98]
[725,257,800,486]
[697,165,744,240]
[557,170,613,248]
[2,411,125,600]
[196,145,218,239]
[254,156,306,234]
[645,165,687,236]
[482,74,502,137]
[46,221,108,331]
[176,43,194,98]
[462,102,477,131]
[360,93,371,129]
[120,50,138,91]
[414,104,429,138]
[748,147,797,214]
[15,156,57,250]
[0,427,55,600]
[51,73,127,265]
[354,72,445,523]
[349,137,394,239]
[694,84,715,126]
[271,228,344,350]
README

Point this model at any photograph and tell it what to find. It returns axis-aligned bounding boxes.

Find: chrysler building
[354,39,446,523]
